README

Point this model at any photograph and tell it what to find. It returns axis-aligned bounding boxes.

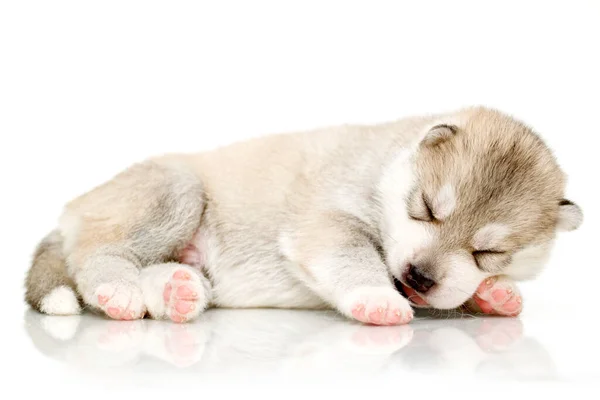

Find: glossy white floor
[12,259,600,391]
[19,303,594,383]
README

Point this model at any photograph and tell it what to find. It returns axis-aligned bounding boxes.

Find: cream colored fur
[24,106,583,324]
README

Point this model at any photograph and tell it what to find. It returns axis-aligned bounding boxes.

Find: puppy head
[381,107,582,309]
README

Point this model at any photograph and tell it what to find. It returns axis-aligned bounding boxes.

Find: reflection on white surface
[24,308,556,381]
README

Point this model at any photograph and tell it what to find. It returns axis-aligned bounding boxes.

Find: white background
[1,0,598,397]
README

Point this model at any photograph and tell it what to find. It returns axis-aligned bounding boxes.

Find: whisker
[379,229,400,245]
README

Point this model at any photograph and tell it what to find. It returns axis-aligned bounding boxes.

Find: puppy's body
[25,107,582,324]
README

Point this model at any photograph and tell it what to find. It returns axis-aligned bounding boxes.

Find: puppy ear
[556,199,583,232]
[421,124,457,147]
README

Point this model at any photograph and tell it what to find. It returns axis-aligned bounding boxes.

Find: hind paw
[471,277,522,316]
[162,269,205,323]
[141,264,209,323]
[94,282,146,320]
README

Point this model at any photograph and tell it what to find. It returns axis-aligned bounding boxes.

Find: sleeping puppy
[24,106,583,324]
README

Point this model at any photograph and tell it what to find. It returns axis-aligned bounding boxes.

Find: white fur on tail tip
[40,286,81,315]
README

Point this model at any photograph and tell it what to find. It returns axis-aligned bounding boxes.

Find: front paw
[339,287,414,326]
[467,276,523,316]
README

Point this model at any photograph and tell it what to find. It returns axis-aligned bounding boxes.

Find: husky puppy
[24,107,583,325]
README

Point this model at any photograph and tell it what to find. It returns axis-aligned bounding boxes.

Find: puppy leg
[79,252,146,320]
[463,276,523,316]
[140,263,212,323]
[283,212,413,325]
[61,160,204,321]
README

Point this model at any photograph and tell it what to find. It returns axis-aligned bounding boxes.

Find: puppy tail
[24,230,81,315]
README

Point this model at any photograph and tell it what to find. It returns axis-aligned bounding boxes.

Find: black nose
[406,265,436,293]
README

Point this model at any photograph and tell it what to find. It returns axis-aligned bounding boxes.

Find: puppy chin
[394,277,468,310]
[425,287,474,309]
[424,254,484,309]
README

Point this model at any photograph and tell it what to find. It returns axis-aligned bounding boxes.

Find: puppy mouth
[393,277,429,307]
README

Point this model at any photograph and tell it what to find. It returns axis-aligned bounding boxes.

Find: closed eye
[409,193,436,222]
[422,194,435,221]
[472,250,508,270]
[472,250,506,257]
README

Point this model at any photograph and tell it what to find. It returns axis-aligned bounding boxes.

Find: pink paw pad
[173,270,191,280]
[386,309,402,325]
[474,278,523,317]
[352,304,366,320]
[170,313,186,323]
[176,285,197,299]
[94,283,145,321]
[492,289,509,303]
[162,268,204,323]
[502,297,522,314]
[474,296,494,314]
[351,303,410,326]
[368,309,385,324]
[175,300,195,314]
[107,307,121,318]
